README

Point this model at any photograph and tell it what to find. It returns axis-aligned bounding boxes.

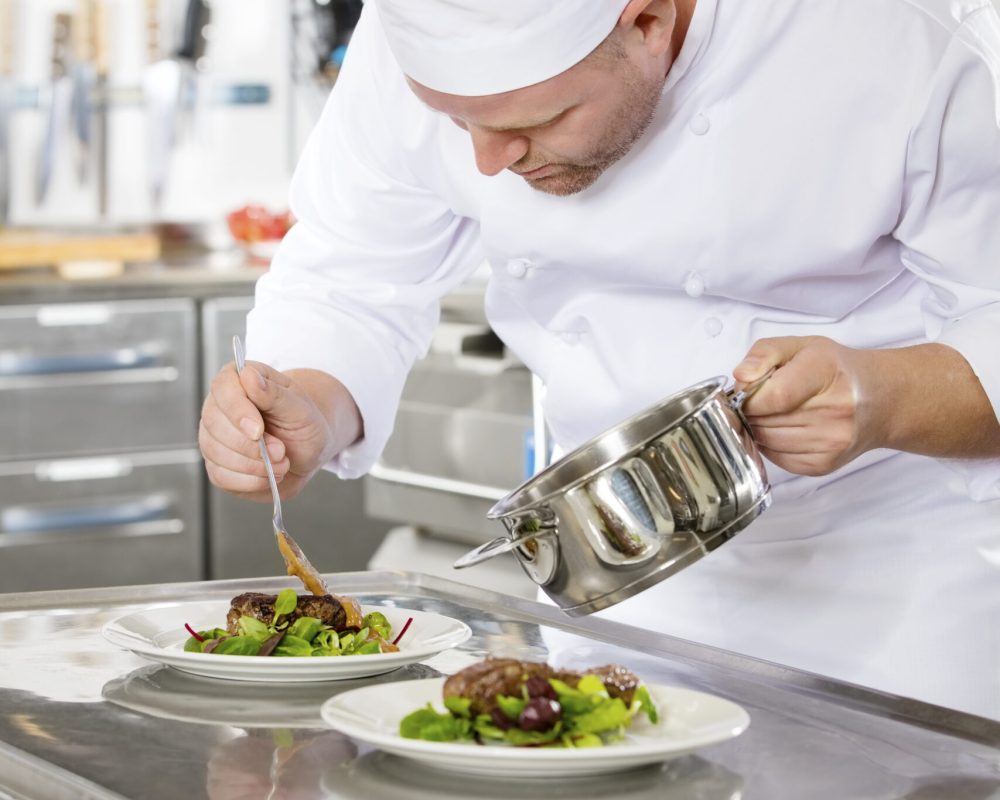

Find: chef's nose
[467,126,529,176]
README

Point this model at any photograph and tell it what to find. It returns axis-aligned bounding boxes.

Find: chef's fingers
[202,457,283,501]
[755,444,840,478]
[206,360,269,442]
[198,416,290,481]
[747,419,853,455]
[735,337,833,415]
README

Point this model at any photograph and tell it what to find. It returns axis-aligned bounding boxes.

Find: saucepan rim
[488,375,730,520]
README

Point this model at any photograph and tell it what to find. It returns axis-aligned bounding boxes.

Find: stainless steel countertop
[0,571,997,800]
[0,258,490,324]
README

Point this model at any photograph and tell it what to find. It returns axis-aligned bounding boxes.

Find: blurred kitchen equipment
[0,0,14,223]
[366,320,533,544]
[36,13,74,207]
[455,373,773,616]
[173,0,209,142]
[144,0,210,209]
[231,334,331,596]
[69,0,97,186]
[91,0,111,216]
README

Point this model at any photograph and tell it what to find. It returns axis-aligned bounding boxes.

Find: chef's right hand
[199,360,354,501]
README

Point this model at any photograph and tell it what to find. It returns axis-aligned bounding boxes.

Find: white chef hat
[372,0,630,96]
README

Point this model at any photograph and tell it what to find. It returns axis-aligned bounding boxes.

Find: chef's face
[407,1,681,196]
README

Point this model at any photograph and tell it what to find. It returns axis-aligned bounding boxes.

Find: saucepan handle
[726,366,775,411]
[453,526,552,569]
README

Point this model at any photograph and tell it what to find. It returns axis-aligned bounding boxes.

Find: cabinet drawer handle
[0,366,178,391]
[0,343,164,377]
[35,304,113,327]
[1,494,172,534]
[34,457,134,482]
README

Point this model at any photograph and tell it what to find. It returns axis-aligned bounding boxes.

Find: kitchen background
[0,0,539,597]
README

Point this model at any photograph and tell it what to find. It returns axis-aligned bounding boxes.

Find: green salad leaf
[273,588,298,618]
[362,611,392,641]
[443,695,472,717]
[631,684,659,724]
[495,694,526,721]
[238,616,271,641]
[183,627,229,652]
[213,636,262,656]
[400,704,472,741]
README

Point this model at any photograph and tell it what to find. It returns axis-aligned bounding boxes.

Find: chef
[199,0,1000,719]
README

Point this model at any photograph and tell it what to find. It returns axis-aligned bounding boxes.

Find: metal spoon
[231,335,331,597]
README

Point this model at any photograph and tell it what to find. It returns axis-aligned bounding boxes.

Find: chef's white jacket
[248,0,1000,717]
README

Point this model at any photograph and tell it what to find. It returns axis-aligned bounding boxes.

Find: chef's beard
[516,67,664,197]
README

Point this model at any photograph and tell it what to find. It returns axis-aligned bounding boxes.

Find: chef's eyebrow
[477,108,570,132]
[424,103,574,132]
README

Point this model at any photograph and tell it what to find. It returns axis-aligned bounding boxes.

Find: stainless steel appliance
[364,302,540,598]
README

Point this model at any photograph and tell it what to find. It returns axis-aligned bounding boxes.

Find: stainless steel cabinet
[201,297,390,580]
[0,298,204,591]
[0,299,198,459]
[0,450,203,591]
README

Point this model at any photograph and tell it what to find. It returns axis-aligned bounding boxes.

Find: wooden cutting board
[0,230,161,270]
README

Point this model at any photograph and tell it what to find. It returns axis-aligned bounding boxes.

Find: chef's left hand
[732,336,881,476]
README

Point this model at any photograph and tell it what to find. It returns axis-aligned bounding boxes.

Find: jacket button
[689,113,711,136]
[703,317,723,337]
[684,272,706,297]
[506,258,530,278]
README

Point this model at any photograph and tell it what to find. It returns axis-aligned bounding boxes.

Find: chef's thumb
[732,337,803,383]
[238,362,301,427]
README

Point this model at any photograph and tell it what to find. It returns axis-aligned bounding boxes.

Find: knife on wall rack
[0,0,15,224]
[91,0,110,217]
[35,13,74,207]
[70,0,97,187]
[144,0,209,211]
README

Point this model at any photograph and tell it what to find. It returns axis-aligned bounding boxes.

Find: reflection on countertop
[101,663,444,730]
[325,751,744,800]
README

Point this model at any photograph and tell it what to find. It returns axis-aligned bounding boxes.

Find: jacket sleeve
[894,7,1000,499]
[245,5,484,478]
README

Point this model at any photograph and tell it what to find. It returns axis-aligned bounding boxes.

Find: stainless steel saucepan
[454,373,773,616]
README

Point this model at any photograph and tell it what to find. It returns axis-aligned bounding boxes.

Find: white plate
[320,678,750,778]
[102,601,471,683]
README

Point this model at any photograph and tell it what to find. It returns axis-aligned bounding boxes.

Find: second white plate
[102,601,471,682]
[321,677,750,777]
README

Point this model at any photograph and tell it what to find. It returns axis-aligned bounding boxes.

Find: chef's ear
[617,0,676,58]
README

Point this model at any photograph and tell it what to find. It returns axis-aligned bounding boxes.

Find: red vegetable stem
[184,623,205,642]
[391,617,413,646]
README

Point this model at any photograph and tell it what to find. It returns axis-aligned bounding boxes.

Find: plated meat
[443,657,639,715]
[225,592,349,635]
